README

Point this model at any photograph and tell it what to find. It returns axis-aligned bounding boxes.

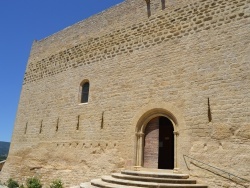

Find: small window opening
[81,82,90,103]
[56,118,59,132]
[208,98,212,122]
[25,122,28,134]
[39,120,43,134]
[161,0,166,10]
[145,0,151,17]
[76,115,80,130]
[101,111,104,129]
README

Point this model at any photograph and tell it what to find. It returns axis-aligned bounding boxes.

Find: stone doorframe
[133,103,185,173]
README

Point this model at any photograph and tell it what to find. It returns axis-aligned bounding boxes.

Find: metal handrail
[183,154,249,183]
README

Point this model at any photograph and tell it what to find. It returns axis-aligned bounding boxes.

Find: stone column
[138,132,144,167]
[135,132,140,166]
[134,132,144,170]
[173,131,179,173]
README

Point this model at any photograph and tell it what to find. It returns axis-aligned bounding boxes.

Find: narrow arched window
[81,82,89,103]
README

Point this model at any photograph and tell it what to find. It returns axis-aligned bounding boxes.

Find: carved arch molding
[132,103,185,172]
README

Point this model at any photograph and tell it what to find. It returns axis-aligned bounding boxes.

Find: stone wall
[24,0,250,85]
[1,0,249,187]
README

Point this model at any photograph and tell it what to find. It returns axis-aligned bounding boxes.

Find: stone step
[91,179,146,188]
[85,170,208,188]
[80,182,98,188]
[101,176,208,188]
[121,170,190,179]
[112,173,197,184]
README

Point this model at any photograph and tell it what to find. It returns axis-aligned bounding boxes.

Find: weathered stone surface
[235,124,250,139]
[211,123,232,140]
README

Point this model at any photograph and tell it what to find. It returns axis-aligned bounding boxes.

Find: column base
[173,168,180,174]
[133,166,142,171]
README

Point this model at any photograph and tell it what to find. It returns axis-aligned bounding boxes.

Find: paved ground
[0,185,7,188]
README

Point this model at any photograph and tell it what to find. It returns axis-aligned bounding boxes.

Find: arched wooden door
[144,116,174,169]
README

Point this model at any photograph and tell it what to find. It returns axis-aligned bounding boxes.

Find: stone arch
[133,102,185,172]
[136,108,178,133]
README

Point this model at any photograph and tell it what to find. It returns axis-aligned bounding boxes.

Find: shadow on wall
[183,155,250,188]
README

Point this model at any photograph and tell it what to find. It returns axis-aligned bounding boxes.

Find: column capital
[136,132,144,137]
[173,131,179,136]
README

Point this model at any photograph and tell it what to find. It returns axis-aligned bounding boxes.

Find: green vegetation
[5,177,64,188]
[26,177,42,188]
[49,180,63,188]
[7,178,19,188]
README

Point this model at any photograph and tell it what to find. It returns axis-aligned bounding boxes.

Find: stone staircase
[80,169,208,188]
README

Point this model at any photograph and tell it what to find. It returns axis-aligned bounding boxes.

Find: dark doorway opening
[158,117,174,169]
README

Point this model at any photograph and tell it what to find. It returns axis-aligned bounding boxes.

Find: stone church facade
[1,0,250,187]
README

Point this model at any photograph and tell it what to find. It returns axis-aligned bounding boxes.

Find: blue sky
[0,0,124,142]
